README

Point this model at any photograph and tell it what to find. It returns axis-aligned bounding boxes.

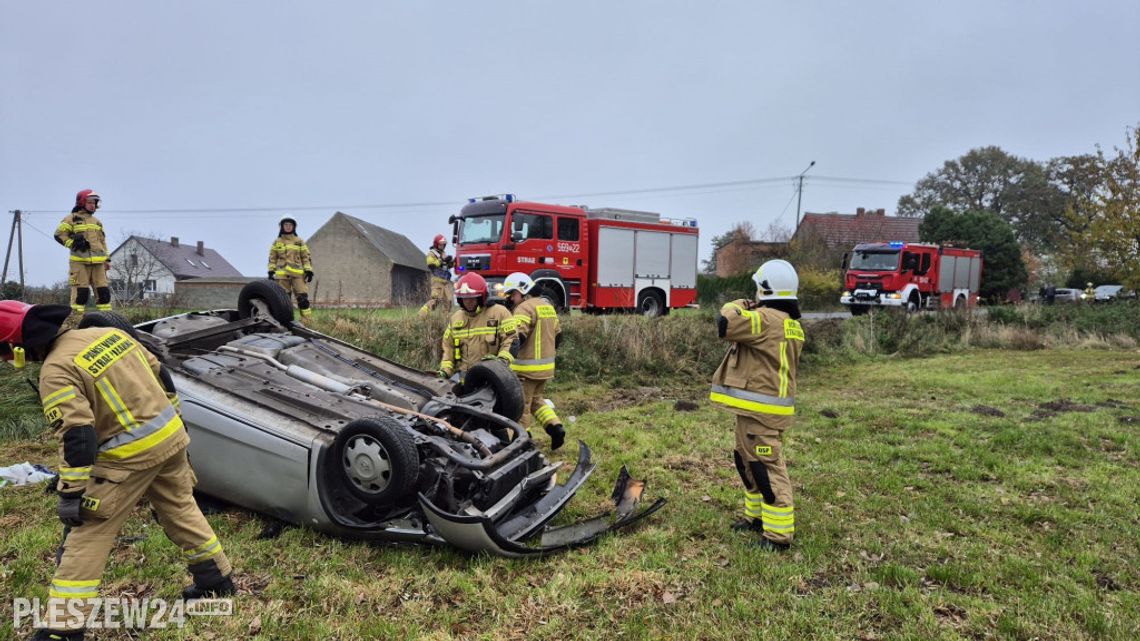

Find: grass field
[2,344,1137,640]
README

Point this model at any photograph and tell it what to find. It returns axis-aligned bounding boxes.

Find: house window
[201,260,211,269]
[129,253,138,268]
[144,280,157,292]
[185,258,196,266]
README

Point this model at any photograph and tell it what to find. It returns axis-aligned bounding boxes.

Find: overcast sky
[3,1,1137,286]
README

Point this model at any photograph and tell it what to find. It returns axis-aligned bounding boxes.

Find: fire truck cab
[449,195,699,315]
[840,242,983,315]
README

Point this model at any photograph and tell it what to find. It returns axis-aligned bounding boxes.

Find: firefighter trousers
[275,275,311,317]
[734,413,795,545]
[46,447,231,631]
[68,263,111,313]
[520,378,561,429]
[419,277,451,315]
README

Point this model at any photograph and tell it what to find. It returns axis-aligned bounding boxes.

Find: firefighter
[709,259,805,551]
[500,273,565,450]
[0,301,234,641]
[419,234,454,315]
[268,216,314,318]
[54,190,112,316]
[437,272,517,381]
[1084,282,1096,303]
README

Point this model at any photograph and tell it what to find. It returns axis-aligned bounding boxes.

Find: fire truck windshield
[850,250,900,271]
[457,214,505,245]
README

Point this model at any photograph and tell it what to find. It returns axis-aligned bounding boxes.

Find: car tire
[333,417,420,507]
[238,280,294,325]
[78,310,140,340]
[459,359,525,421]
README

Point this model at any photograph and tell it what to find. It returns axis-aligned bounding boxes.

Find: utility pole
[795,161,816,229]
[2,209,26,297]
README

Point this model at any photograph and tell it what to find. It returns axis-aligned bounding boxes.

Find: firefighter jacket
[709,299,805,426]
[426,248,452,282]
[39,327,188,492]
[268,233,313,278]
[510,295,560,380]
[440,304,517,376]
[54,210,109,265]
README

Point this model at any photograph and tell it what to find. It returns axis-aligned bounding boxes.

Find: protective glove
[268,270,276,280]
[436,369,449,379]
[443,255,455,269]
[58,491,85,527]
[70,235,91,252]
[304,270,314,283]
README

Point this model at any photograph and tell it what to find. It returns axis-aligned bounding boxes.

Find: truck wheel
[906,293,921,313]
[238,280,294,325]
[333,417,419,507]
[459,360,525,421]
[637,290,665,317]
[849,305,869,316]
[532,284,565,313]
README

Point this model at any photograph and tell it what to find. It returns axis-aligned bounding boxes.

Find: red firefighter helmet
[454,273,488,305]
[0,301,71,359]
[433,234,447,248]
[75,189,100,207]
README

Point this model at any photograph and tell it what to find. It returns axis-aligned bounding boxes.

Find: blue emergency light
[468,194,515,203]
[888,241,905,248]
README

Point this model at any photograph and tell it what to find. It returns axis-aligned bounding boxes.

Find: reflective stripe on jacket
[38,328,189,488]
[268,233,312,275]
[439,305,517,375]
[55,211,109,264]
[710,300,804,420]
[510,295,560,380]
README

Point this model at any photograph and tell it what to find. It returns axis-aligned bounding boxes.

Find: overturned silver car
[83,282,662,557]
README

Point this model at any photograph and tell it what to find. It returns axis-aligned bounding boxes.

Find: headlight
[842,291,850,297]
[887,293,902,299]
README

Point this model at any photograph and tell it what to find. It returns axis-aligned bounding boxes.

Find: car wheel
[637,290,664,317]
[459,359,525,421]
[78,310,141,340]
[238,280,294,325]
[333,417,419,507]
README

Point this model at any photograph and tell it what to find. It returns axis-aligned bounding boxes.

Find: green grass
[2,348,1138,639]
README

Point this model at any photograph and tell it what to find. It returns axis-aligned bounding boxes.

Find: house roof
[114,236,244,279]
[793,210,921,250]
[328,212,427,271]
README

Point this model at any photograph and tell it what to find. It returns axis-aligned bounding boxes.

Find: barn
[306,212,429,307]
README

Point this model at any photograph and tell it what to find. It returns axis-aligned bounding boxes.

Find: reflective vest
[439,304,517,375]
[268,233,312,277]
[39,328,188,489]
[55,210,109,264]
[710,300,804,421]
[510,295,560,380]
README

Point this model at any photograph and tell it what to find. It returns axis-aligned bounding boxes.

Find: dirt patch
[1038,399,1096,413]
[581,386,665,413]
[1119,416,1140,425]
[795,571,833,594]
[1095,572,1121,591]
[1097,399,1132,409]
[820,408,840,419]
[933,603,969,627]
[971,405,1005,418]
[673,399,700,412]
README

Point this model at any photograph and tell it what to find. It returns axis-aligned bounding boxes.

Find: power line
[15,173,914,217]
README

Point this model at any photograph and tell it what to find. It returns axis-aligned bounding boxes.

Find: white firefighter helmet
[752,259,799,301]
[501,272,535,296]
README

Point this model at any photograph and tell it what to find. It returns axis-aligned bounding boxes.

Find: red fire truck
[839,241,983,315]
[448,195,699,315]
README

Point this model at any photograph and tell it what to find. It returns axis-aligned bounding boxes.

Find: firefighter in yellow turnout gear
[438,273,517,380]
[268,216,314,318]
[54,190,112,315]
[419,234,454,315]
[500,273,566,450]
[709,259,805,551]
[0,301,234,641]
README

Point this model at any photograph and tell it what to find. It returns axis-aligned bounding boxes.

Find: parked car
[1094,284,1136,302]
[1052,288,1082,304]
[78,282,663,557]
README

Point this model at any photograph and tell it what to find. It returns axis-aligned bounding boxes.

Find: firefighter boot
[544,423,566,451]
[730,518,763,533]
[753,537,790,552]
[182,574,235,600]
[28,630,84,641]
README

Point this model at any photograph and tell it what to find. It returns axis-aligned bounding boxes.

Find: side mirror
[447,215,456,224]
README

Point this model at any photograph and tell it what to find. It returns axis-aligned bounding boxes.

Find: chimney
[196,241,204,256]
[170,237,179,248]
[856,207,865,217]
[876,208,886,216]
